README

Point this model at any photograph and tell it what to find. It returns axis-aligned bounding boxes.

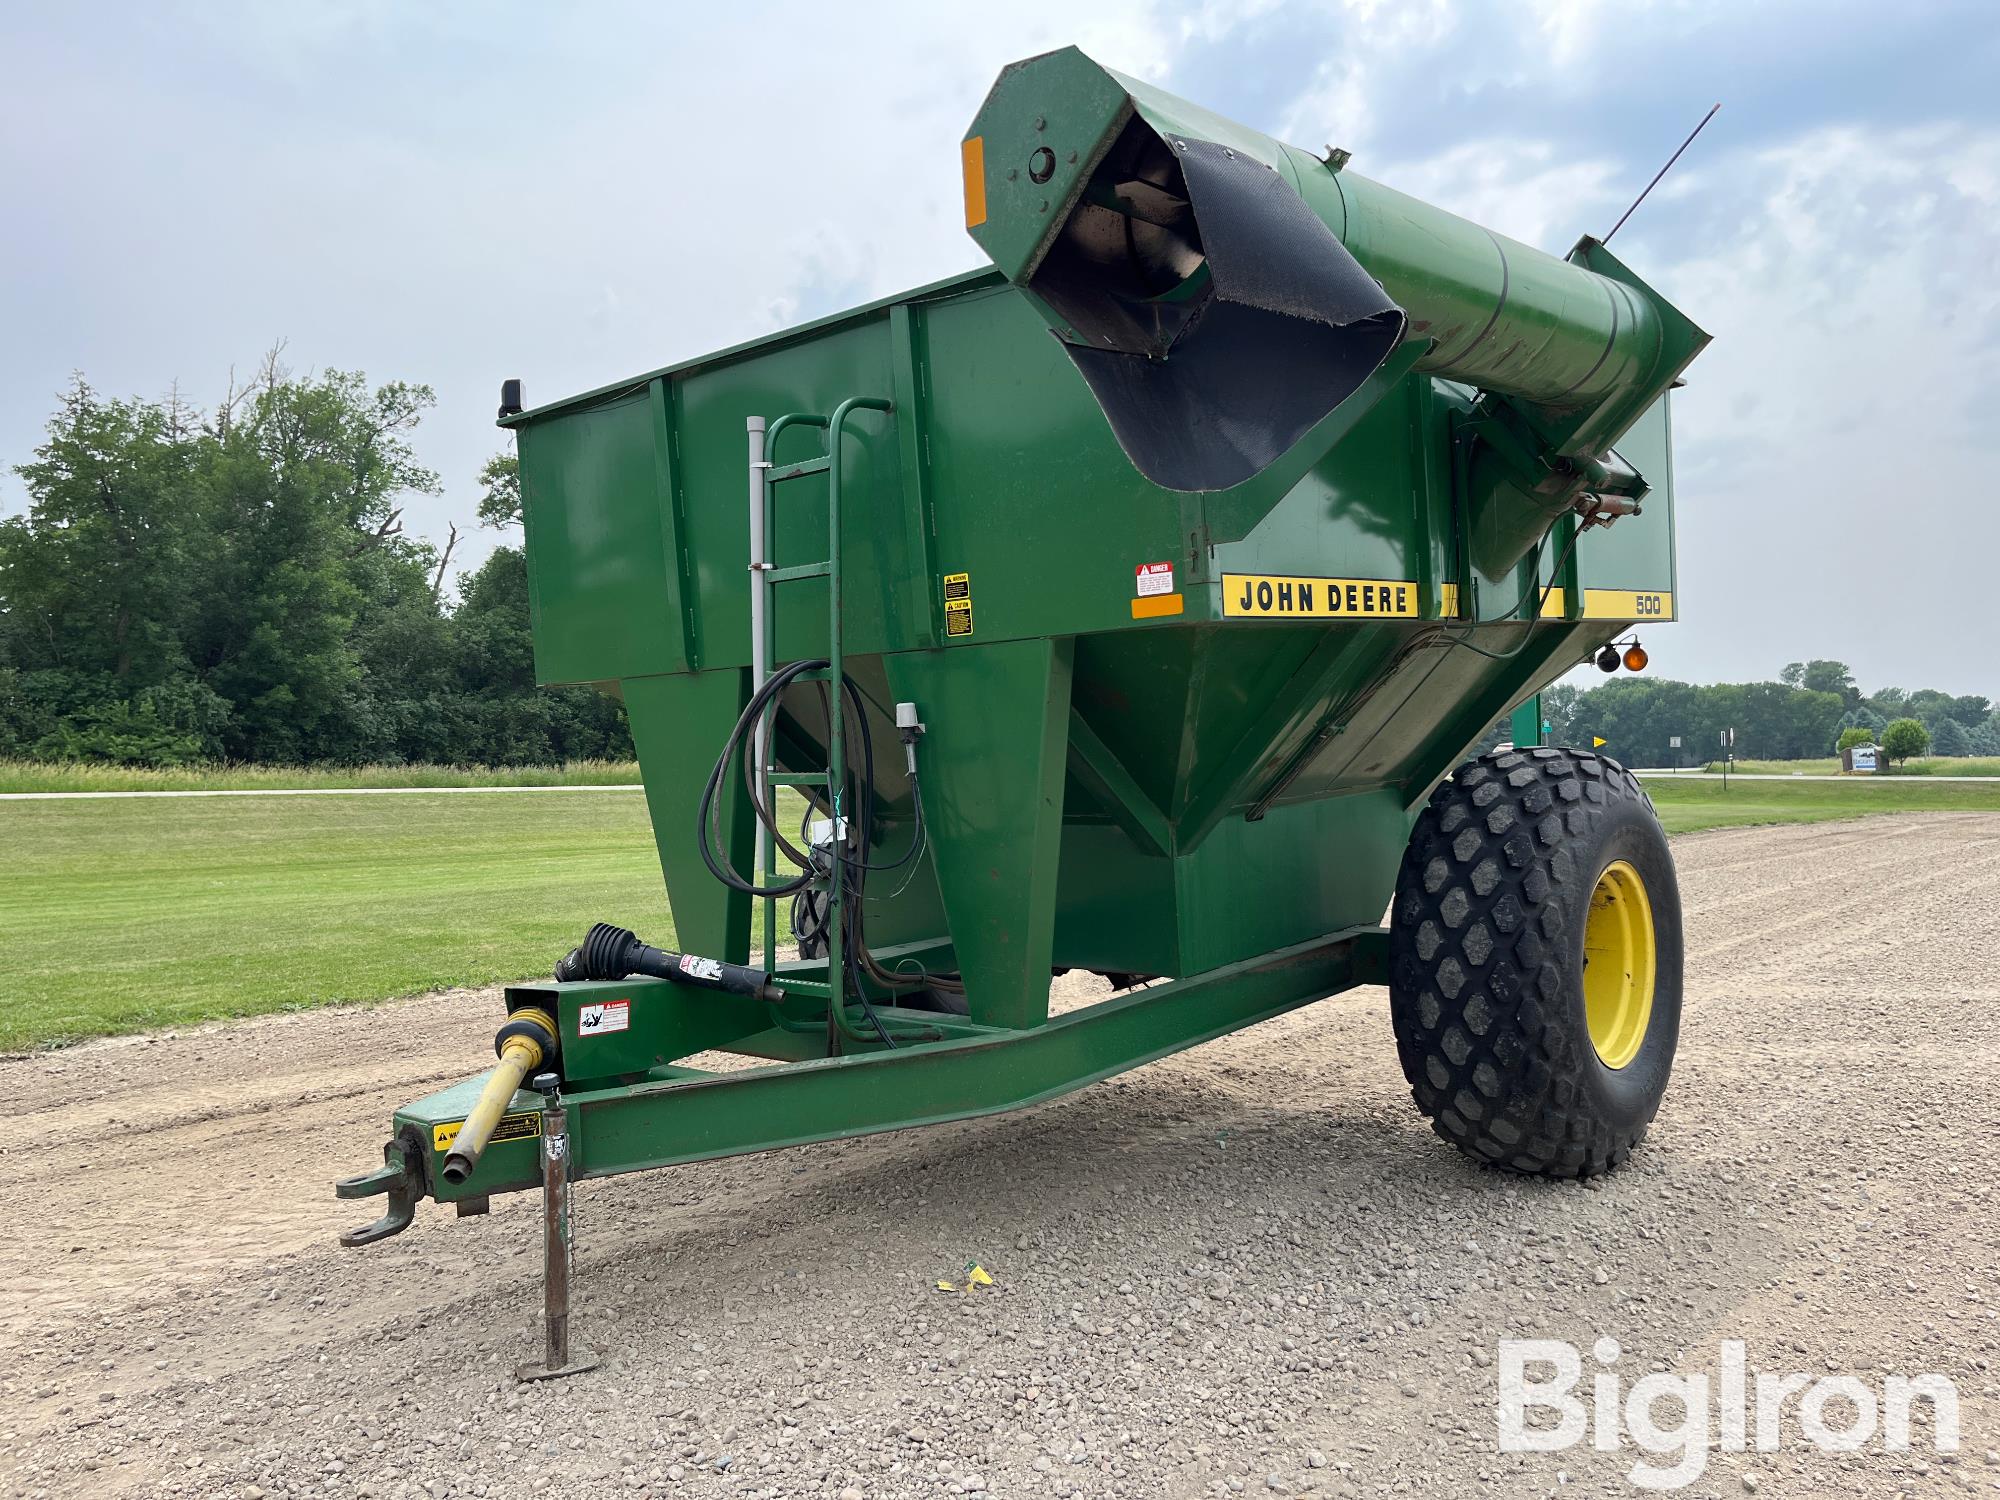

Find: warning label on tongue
[578,999,630,1035]
[1135,561,1174,597]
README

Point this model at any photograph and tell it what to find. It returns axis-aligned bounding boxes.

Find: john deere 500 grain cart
[339,47,1707,1378]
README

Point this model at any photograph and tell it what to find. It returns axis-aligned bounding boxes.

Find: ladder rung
[766,561,831,583]
[766,771,829,787]
[768,456,830,483]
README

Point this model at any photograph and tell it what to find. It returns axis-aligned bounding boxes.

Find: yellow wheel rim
[1581,859,1656,1069]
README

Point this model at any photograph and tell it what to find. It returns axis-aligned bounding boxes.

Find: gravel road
[2,815,1996,1499]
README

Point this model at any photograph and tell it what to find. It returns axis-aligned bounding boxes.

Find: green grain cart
[339,47,1707,1378]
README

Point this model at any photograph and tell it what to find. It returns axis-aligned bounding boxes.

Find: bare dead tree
[214,365,246,439]
[163,378,199,441]
[256,339,291,397]
[429,523,461,601]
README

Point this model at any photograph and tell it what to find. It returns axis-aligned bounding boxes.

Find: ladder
[746,397,891,1048]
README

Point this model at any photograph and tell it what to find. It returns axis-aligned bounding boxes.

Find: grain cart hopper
[338,46,1707,1377]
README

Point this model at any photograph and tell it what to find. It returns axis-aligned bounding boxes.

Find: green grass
[0,792,690,1050]
[1644,773,2000,833]
[0,758,643,793]
[1696,756,2000,777]
[6,773,1998,1051]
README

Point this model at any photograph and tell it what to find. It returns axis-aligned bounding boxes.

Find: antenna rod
[1604,103,1721,244]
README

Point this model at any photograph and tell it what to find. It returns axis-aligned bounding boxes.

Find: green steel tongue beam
[383,929,1386,1201]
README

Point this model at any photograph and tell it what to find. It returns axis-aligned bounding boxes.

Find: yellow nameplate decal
[1536,588,1674,620]
[1583,588,1672,620]
[433,1110,542,1154]
[1223,574,1420,619]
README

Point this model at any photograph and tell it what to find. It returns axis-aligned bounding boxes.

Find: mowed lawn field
[1,792,673,1050]
[1641,772,2000,831]
[5,772,1997,1050]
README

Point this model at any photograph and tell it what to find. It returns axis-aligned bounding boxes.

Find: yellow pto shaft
[442,1007,558,1185]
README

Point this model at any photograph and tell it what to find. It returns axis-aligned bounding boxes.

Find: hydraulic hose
[441,1006,557,1185]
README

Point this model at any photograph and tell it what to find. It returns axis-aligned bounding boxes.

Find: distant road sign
[1669,735,1681,749]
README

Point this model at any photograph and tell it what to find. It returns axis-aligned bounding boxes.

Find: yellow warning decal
[1222,574,1420,619]
[433,1111,541,1154]
[1537,588,1674,620]
[961,137,987,228]
[943,571,974,637]
[1131,593,1184,620]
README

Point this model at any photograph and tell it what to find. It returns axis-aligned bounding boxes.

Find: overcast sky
[5,1,1996,695]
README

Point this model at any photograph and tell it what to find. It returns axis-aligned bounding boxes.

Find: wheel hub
[1582,859,1656,1069]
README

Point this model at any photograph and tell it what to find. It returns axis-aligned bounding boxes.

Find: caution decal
[432,1110,542,1154]
[1222,574,1420,620]
[943,571,974,637]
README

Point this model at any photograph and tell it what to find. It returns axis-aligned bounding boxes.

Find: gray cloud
[4,1,1992,694]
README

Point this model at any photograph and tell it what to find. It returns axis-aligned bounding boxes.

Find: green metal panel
[622,669,753,962]
[962,47,1133,284]
[1174,791,1410,971]
[1510,697,1544,749]
[883,638,1074,1028]
[518,392,684,685]
[1570,396,1678,611]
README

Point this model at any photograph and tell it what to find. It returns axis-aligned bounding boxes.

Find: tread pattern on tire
[1388,745,1657,1178]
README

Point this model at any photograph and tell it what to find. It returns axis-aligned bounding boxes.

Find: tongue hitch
[335,1128,426,1246]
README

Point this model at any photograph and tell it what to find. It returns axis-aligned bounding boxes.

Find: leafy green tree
[2,378,204,689]
[1540,683,1581,745]
[1881,717,1929,765]
[1800,660,1857,702]
[1835,725,1874,753]
[476,453,521,530]
[1929,717,1972,757]
[1834,706,1885,748]
[182,364,442,761]
[1903,689,1956,727]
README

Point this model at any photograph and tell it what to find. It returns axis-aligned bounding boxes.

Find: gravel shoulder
[2,815,1996,1499]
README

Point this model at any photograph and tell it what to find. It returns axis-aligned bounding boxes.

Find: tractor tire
[1387,745,1682,1178]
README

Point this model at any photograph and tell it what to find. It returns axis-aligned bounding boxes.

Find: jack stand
[516,1073,599,1382]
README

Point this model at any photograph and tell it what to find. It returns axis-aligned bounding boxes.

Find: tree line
[0,359,628,766]
[1535,659,1998,767]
